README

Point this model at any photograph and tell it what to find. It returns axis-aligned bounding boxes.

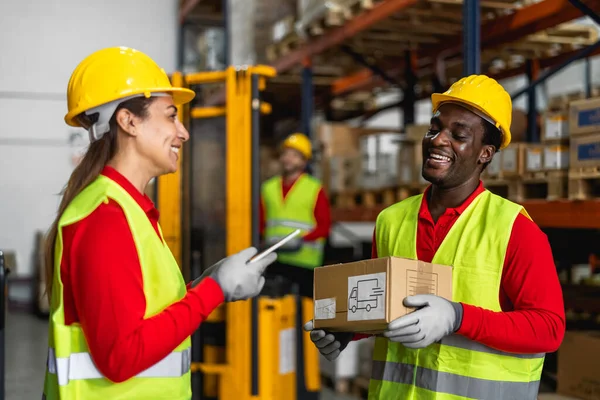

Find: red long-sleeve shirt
[367,181,565,354]
[60,166,224,383]
[259,174,331,241]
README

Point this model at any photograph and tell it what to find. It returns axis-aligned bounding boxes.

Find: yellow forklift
[155,67,321,400]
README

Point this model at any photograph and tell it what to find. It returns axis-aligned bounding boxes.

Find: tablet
[247,229,301,264]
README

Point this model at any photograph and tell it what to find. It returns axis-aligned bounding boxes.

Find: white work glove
[303,320,354,361]
[382,295,463,349]
[196,247,277,302]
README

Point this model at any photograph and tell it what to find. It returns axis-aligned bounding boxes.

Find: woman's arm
[67,201,224,383]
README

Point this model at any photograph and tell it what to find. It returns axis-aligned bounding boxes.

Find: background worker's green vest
[370,190,545,400]
[261,174,325,269]
[43,175,192,400]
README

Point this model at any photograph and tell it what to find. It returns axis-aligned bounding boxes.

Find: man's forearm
[457,303,565,353]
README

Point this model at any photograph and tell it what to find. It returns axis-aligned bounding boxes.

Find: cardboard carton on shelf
[316,122,360,158]
[569,131,600,170]
[313,257,453,333]
[500,142,527,177]
[569,97,600,136]
[542,112,569,142]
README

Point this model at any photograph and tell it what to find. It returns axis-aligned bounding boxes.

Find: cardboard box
[313,257,453,333]
[486,152,502,178]
[317,123,360,158]
[500,143,527,177]
[525,144,545,172]
[569,97,600,136]
[328,156,361,193]
[544,144,570,171]
[542,112,569,142]
[557,331,600,400]
[569,132,600,169]
[397,139,428,186]
[359,133,403,190]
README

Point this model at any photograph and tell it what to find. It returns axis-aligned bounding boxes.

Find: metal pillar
[0,251,5,400]
[250,73,260,397]
[301,59,314,140]
[403,50,417,127]
[585,57,592,98]
[526,59,540,143]
[463,0,481,76]
[222,0,230,66]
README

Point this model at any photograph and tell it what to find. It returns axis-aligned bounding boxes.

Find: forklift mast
[155,66,321,400]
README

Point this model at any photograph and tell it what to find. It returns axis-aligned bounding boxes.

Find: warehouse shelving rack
[180,0,600,229]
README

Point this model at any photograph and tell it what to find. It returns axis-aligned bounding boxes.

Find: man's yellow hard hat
[282,133,312,160]
[431,75,512,150]
[64,46,195,127]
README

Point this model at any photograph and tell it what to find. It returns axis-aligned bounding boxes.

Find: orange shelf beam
[203,0,418,106]
[332,200,600,229]
[332,0,600,96]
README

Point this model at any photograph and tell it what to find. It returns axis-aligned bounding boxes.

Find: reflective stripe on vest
[261,174,325,268]
[371,190,543,400]
[47,347,191,386]
[371,360,540,400]
[265,219,314,231]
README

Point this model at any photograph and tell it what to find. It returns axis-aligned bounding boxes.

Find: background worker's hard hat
[64,46,196,127]
[282,133,312,160]
[431,75,512,150]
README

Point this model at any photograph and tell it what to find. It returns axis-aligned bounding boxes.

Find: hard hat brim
[431,93,511,149]
[64,87,196,128]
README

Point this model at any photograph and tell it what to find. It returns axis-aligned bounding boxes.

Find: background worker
[259,133,331,298]
[42,47,276,400]
[305,75,565,399]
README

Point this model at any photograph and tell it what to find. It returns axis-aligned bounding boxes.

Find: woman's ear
[115,109,138,137]
[479,145,496,165]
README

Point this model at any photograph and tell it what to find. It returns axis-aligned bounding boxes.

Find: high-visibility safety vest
[261,174,325,269]
[370,190,545,400]
[43,175,192,400]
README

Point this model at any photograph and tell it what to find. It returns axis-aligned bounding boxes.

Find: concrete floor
[5,311,355,400]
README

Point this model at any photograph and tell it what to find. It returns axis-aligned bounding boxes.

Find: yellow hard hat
[64,46,195,128]
[431,75,512,149]
[282,133,312,160]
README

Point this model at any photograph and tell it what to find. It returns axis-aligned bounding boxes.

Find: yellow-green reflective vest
[370,190,545,400]
[261,174,325,269]
[43,175,192,400]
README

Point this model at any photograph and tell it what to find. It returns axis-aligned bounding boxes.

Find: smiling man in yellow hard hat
[304,75,565,399]
[259,132,331,298]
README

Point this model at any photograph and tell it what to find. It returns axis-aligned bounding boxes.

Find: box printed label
[347,272,386,321]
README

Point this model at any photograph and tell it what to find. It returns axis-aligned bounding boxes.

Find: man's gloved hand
[205,247,277,302]
[382,295,463,349]
[303,320,354,361]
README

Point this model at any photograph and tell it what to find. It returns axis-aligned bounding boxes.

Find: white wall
[362,16,600,129]
[0,0,179,276]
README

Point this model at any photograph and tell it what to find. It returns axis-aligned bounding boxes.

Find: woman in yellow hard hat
[42,47,276,400]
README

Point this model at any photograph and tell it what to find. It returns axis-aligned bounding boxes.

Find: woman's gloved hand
[194,247,277,302]
[303,320,354,361]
